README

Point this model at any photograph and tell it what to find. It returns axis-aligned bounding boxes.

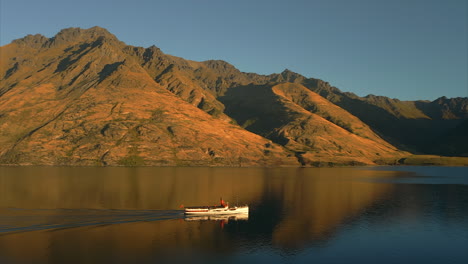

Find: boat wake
[0,208,185,235]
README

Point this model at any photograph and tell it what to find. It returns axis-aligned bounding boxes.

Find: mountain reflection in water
[0,166,467,264]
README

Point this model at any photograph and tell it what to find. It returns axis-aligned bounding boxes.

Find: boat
[184,205,249,215]
[184,213,249,221]
[183,198,249,215]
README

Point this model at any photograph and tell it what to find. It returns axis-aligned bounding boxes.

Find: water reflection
[0,167,268,209]
[0,166,467,263]
[185,214,249,222]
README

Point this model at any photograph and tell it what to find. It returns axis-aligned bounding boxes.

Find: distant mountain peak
[9,26,119,49]
[147,45,161,51]
[49,26,118,46]
[55,26,112,37]
[12,34,48,48]
[203,60,234,69]
[276,68,304,83]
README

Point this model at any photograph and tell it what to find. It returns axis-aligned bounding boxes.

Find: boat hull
[184,214,249,221]
[184,206,249,215]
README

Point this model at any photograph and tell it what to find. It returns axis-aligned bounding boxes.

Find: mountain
[281,78,467,155]
[0,27,466,166]
[120,42,468,156]
[430,119,468,157]
[219,82,403,165]
[0,27,297,166]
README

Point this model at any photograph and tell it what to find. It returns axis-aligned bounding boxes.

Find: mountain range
[1,27,467,166]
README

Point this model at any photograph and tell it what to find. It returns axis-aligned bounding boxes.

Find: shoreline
[1,154,467,168]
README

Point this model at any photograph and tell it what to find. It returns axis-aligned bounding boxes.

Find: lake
[0,166,467,264]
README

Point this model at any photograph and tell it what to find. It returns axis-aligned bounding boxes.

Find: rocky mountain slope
[0,27,465,166]
[120,38,467,156]
[219,82,402,165]
[0,27,297,166]
[309,87,468,155]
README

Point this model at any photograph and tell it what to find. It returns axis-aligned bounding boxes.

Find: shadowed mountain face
[299,82,468,155]
[0,27,466,166]
[219,83,404,165]
[430,119,468,157]
[120,38,467,157]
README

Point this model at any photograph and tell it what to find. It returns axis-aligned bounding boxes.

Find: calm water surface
[0,166,467,263]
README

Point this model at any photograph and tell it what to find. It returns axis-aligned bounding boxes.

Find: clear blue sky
[1,0,467,100]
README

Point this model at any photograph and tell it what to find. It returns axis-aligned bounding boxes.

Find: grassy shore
[377,155,468,166]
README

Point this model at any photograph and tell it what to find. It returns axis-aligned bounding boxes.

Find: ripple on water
[0,208,185,234]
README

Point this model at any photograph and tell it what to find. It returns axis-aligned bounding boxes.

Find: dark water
[0,166,467,264]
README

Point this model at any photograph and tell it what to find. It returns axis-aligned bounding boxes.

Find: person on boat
[220,198,227,207]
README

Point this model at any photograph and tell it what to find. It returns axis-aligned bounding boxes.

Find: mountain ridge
[0,27,298,166]
[1,27,467,166]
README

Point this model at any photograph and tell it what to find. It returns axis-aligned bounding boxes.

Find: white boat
[184,214,249,221]
[184,205,249,215]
